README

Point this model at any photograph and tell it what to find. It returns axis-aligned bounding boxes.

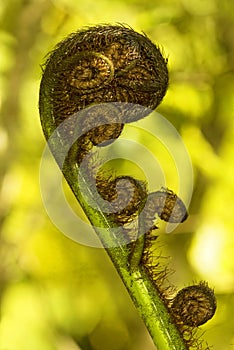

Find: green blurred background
[0,0,234,349]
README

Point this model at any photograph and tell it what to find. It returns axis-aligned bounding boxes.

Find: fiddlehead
[39,23,168,234]
[170,282,216,327]
[39,24,216,350]
[40,24,168,163]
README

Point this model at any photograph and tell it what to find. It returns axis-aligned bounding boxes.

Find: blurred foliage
[0,0,234,349]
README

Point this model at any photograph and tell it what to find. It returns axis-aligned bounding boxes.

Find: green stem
[62,160,187,350]
[128,229,145,272]
[39,84,188,350]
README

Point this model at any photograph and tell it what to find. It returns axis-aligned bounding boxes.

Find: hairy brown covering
[41,24,168,123]
[40,24,168,155]
[170,282,217,327]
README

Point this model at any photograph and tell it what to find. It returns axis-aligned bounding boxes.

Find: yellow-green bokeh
[0,0,234,349]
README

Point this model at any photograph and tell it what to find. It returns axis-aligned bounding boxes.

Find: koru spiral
[170,282,217,327]
[39,24,169,225]
[39,24,168,163]
[39,24,216,349]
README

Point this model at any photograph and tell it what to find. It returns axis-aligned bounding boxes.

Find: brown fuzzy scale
[139,188,188,298]
[141,232,177,308]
